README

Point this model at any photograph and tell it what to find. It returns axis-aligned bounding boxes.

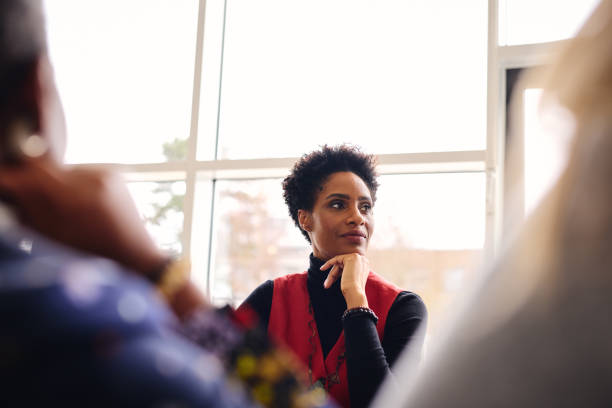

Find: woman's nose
[346,205,365,224]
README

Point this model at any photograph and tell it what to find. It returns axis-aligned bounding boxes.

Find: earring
[19,134,48,158]
[10,119,48,159]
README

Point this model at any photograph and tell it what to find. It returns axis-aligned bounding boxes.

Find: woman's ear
[297,209,312,232]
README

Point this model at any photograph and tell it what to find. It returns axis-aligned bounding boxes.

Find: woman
[238,145,427,408]
[373,2,612,407]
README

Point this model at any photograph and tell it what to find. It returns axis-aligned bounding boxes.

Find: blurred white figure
[373,1,612,407]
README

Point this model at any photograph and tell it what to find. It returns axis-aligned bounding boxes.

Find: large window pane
[127,180,186,254]
[213,0,487,159]
[499,0,600,45]
[44,0,199,164]
[209,173,486,344]
[210,179,310,305]
[369,173,485,341]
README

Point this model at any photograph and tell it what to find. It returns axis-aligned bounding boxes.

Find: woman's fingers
[319,257,338,271]
[323,264,342,288]
[321,254,354,289]
[320,253,370,308]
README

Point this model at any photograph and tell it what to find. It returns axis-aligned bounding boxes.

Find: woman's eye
[330,201,344,209]
[360,203,372,212]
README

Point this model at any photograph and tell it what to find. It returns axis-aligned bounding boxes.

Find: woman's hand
[320,253,370,309]
[0,157,167,277]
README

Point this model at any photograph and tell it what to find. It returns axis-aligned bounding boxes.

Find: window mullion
[486,0,501,260]
[183,0,208,262]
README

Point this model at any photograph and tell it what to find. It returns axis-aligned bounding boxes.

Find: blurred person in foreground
[372,1,612,407]
[237,145,427,408]
[0,1,332,406]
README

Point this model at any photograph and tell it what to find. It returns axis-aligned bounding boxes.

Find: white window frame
[87,0,573,295]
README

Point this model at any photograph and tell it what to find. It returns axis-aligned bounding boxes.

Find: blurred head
[0,0,66,163]
[542,0,612,126]
[544,0,612,259]
[282,144,379,260]
[498,0,612,310]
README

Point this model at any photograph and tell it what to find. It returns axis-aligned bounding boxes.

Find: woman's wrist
[344,292,368,309]
[342,306,379,325]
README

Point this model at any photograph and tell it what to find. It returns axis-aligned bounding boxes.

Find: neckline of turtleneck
[307,253,327,279]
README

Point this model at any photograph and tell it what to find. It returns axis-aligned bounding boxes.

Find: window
[45,0,199,164]
[127,179,186,254]
[504,71,575,219]
[208,178,309,304]
[207,0,487,159]
[43,0,592,347]
[368,173,485,339]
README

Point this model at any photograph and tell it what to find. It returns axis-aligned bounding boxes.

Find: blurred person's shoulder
[0,226,175,335]
[0,227,258,407]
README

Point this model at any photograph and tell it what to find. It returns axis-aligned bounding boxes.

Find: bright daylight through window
[43,0,601,344]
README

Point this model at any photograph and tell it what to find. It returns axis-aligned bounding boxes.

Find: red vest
[268,271,401,408]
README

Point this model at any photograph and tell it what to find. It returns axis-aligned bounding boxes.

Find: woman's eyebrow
[324,193,371,201]
[325,193,350,200]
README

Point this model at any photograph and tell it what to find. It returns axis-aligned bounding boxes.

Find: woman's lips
[342,233,366,244]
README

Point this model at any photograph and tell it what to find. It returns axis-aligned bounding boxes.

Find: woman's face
[299,171,374,261]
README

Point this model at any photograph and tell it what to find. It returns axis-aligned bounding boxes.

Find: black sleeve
[237,280,274,329]
[382,291,428,366]
[342,291,427,408]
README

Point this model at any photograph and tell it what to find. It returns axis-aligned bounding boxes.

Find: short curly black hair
[283,144,379,242]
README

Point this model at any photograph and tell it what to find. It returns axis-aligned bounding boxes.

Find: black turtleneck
[240,254,427,408]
